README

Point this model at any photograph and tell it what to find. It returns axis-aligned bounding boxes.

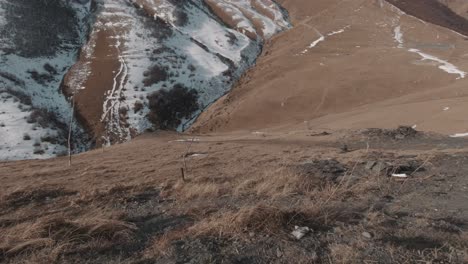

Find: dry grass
[174,181,222,200]
[250,168,314,198]
[2,147,467,263]
[0,211,136,260]
[144,229,186,258]
[188,204,300,236]
[328,243,360,264]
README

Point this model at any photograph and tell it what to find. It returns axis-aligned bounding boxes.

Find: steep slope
[0,0,92,160]
[439,0,468,18]
[0,0,289,159]
[192,0,468,137]
[62,0,290,146]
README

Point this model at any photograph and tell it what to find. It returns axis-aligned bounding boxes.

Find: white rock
[362,231,372,239]
[291,226,310,240]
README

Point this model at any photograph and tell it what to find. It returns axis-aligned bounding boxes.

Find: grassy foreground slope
[1,128,468,263]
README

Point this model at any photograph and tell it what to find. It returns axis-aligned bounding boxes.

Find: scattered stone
[392,126,418,140]
[362,231,373,239]
[372,161,387,173]
[368,159,424,177]
[309,131,331,136]
[432,220,463,234]
[364,126,419,140]
[291,226,310,240]
[365,161,377,170]
[276,248,283,258]
[340,143,349,153]
[333,226,342,234]
[296,159,347,183]
[310,251,319,261]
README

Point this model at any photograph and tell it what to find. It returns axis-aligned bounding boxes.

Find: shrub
[33,146,45,155]
[23,133,31,140]
[147,84,199,130]
[142,65,169,87]
[133,100,144,113]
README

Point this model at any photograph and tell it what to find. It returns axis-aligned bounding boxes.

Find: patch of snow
[0,3,92,160]
[173,138,201,142]
[188,153,207,158]
[0,92,67,160]
[450,133,468,138]
[394,25,404,48]
[0,6,5,29]
[300,26,349,55]
[206,0,290,39]
[409,48,466,79]
[308,35,326,48]
[327,25,350,37]
[184,42,230,77]
[301,33,325,54]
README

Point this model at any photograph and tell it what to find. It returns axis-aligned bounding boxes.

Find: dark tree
[147,84,199,130]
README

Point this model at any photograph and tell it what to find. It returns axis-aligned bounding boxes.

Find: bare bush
[147,84,199,130]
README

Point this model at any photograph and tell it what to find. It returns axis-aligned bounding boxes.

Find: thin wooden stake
[180,167,186,182]
[68,94,75,167]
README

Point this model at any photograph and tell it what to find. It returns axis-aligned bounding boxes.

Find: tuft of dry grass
[328,243,360,264]
[174,181,222,200]
[253,168,314,198]
[0,212,137,258]
[145,229,186,258]
[188,203,324,237]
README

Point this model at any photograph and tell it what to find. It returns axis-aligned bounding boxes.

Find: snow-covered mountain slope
[63,0,290,146]
[0,0,289,159]
[0,0,93,160]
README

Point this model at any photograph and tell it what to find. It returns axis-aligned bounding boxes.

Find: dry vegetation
[1,129,468,263]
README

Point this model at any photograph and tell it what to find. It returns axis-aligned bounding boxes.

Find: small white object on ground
[252,131,266,136]
[173,138,201,142]
[443,107,450,111]
[450,133,468,138]
[291,226,310,240]
[188,153,207,158]
[362,231,372,239]
[392,173,408,178]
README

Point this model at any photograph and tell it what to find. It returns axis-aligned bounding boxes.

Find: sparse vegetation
[0,0,82,57]
[142,65,169,87]
[147,84,199,130]
[1,129,468,263]
[33,146,45,155]
[133,100,144,114]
